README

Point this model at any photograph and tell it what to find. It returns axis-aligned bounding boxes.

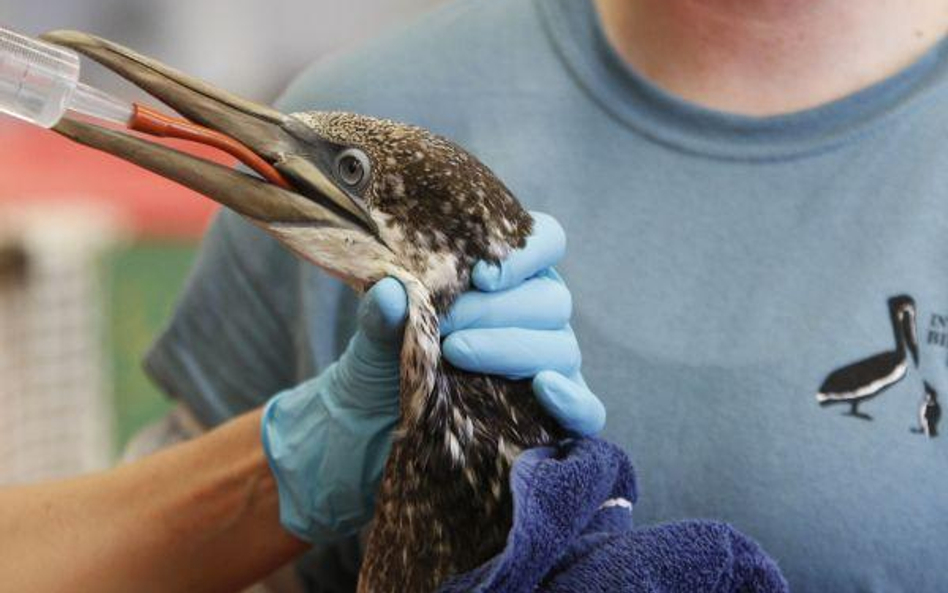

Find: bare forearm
[0,408,307,593]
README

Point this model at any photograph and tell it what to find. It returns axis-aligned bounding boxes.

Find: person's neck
[594,0,948,115]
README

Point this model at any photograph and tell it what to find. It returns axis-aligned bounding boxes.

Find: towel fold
[438,438,787,593]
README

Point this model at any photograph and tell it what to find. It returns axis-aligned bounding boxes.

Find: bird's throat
[357,279,560,592]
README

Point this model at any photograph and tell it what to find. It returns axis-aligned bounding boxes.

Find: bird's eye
[335,148,370,188]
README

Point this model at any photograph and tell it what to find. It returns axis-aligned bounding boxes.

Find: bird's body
[915,382,941,437]
[817,350,909,418]
[817,295,918,419]
[42,32,563,591]
[362,368,558,591]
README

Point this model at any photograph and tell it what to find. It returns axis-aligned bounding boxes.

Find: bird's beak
[41,30,381,245]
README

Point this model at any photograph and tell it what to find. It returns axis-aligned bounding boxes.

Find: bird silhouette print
[816,295,918,420]
[911,381,941,437]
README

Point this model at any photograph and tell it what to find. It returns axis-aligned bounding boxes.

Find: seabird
[42,31,563,592]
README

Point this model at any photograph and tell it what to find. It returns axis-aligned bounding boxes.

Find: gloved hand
[261,276,406,543]
[441,212,605,436]
[261,211,605,543]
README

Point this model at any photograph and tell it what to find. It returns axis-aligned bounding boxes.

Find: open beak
[41,30,379,240]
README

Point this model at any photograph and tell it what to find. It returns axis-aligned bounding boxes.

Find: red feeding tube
[129,103,291,190]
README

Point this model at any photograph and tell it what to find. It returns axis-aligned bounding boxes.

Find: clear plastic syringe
[0,26,291,188]
[0,26,132,128]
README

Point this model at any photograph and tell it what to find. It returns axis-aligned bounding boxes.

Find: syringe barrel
[0,27,80,128]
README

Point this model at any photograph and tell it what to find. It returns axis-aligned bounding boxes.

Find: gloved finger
[472,211,566,292]
[440,273,572,335]
[532,370,606,436]
[358,277,408,345]
[442,326,580,379]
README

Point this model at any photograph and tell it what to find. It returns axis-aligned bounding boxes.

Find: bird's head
[286,111,532,309]
[43,32,532,313]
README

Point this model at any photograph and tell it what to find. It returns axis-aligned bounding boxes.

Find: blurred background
[0,1,442,485]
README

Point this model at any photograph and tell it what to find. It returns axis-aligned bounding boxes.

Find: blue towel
[439,438,787,593]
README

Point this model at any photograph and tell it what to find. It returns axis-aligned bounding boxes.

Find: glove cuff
[261,380,397,542]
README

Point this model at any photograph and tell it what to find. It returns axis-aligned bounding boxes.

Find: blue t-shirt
[145,0,948,590]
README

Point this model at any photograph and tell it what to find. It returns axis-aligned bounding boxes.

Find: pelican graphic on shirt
[816,295,918,420]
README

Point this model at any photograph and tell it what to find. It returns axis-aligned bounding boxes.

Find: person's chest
[299,64,948,586]
[461,119,948,590]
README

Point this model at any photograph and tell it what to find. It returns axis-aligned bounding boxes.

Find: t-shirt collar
[537,0,948,160]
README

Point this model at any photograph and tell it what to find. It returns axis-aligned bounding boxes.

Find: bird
[816,295,918,420]
[912,381,941,437]
[41,31,563,592]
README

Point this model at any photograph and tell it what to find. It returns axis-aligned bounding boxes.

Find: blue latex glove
[262,211,605,542]
[441,212,605,436]
[261,277,407,542]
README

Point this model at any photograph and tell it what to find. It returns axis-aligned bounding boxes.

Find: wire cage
[0,202,121,485]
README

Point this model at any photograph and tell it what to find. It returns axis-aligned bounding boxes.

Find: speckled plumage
[290,112,561,592]
[294,111,531,309]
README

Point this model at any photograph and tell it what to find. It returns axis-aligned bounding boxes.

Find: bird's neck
[358,275,557,592]
[891,306,914,356]
[395,276,443,425]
